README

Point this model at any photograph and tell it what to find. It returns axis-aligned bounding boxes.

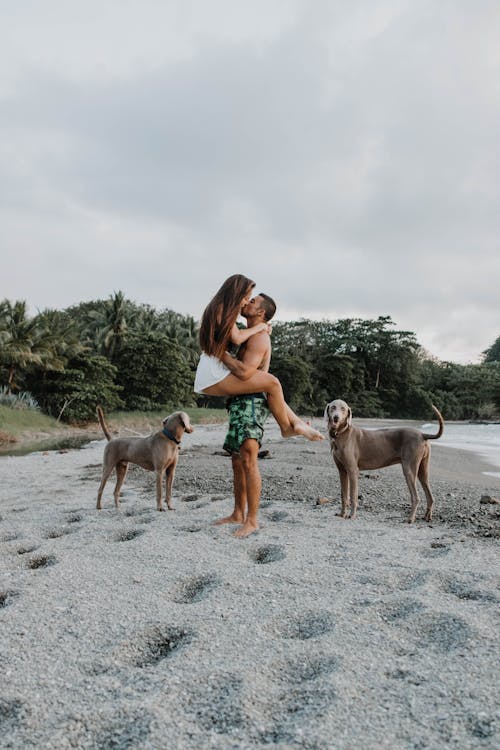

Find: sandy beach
[0,417,499,749]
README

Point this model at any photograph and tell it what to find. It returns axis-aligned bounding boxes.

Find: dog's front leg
[348,468,359,519]
[156,469,166,511]
[335,461,350,518]
[164,465,176,511]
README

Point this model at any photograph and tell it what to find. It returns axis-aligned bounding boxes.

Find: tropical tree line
[1,294,499,423]
[269,317,500,420]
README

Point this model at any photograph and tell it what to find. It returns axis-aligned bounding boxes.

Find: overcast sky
[1,0,499,363]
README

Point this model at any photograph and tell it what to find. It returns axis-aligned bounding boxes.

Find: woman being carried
[194,274,323,441]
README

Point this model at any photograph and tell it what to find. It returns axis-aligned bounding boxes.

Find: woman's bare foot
[214,512,244,525]
[234,520,259,538]
[296,421,324,441]
[284,420,323,441]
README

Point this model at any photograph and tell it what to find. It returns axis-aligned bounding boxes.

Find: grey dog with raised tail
[96,406,193,512]
[324,399,444,523]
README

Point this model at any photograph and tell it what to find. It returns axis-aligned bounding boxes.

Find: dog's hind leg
[97,465,114,509]
[113,461,129,508]
[418,448,435,522]
[402,462,420,524]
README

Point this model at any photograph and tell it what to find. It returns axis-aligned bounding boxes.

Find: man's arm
[221,333,268,380]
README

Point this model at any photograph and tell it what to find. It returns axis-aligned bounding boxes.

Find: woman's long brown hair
[199,274,255,359]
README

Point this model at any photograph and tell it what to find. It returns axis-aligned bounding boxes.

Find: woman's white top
[194,352,230,393]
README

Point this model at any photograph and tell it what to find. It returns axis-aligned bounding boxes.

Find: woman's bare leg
[203,372,323,441]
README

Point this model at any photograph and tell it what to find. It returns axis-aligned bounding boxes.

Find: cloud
[1,1,499,362]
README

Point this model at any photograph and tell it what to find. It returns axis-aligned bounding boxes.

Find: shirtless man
[215,293,276,538]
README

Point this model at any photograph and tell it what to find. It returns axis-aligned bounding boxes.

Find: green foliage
[26,354,124,423]
[0,387,40,411]
[419,360,500,419]
[270,354,314,411]
[271,316,421,417]
[65,292,200,366]
[113,333,193,411]
[0,300,52,389]
[2,294,499,422]
[483,335,500,363]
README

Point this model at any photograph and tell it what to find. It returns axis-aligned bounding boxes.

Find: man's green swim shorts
[223,393,270,454]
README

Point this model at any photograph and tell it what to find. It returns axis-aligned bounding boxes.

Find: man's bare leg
[214,453,247,525]
[234,440,261,538]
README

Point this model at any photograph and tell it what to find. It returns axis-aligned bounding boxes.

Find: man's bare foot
[234,520,259,538]
[214,513,244,525]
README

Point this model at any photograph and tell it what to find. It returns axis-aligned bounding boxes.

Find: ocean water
[421,421,500,477]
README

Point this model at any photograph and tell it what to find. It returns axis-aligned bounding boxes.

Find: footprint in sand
[266,510,292,523]
[179,523,204,534]
[414,612,474,652]
[378,598,425,623]
[124,508,157,524]
[0,698,24,729]
[27,554,57,570]
[183,673,245,733]
[0,532,20,542]
[250,544,286,565]
[172,573,220,604]
[0,590,19,609]
[259,683,337,746]
[181,493,200,503]
[445,578,497,603]
[92,712,152,749]
[397,570,430,590]
[276,654,340,683]
[114,528,146,542]
[44,527,77,540]
[272,611,334,640]
[120,624,193,667]
[53,709,152,749]
[422,542,451,558]
[16,544,38,556]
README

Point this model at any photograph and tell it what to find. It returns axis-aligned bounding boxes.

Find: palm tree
[33,309,86,369]
[87,291,133,359]
[0,300,51,390]
[158,310,200,366]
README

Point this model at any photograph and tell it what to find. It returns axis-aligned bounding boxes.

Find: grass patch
[0,405,64,439]
[107,407,227,428]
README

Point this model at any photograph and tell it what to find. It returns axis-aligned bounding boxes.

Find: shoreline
[2,413,500,483]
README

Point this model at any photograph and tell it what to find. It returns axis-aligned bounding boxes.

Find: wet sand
[0,418,499,748]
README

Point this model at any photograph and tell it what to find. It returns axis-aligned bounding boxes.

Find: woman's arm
[229,322,269,346]
[221,352,254,380]
[221,334,268,381]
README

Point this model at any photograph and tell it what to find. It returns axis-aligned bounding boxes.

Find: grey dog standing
[96,406,193,511]
[324,399,444,523]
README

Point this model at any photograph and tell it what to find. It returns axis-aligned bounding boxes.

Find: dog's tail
[422,405,444,440]
[96,405,112,441]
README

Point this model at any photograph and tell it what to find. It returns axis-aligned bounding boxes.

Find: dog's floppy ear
[347,406,352,427]
[324,402,332,423]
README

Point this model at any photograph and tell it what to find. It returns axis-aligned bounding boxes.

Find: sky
[1,0,499,363]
